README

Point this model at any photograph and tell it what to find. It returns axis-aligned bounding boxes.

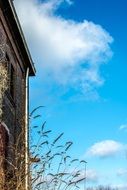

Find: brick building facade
[0,0,35,188]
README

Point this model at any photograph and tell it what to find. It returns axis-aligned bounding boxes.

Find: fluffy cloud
[14,0,113,98]
[86,140,124,158]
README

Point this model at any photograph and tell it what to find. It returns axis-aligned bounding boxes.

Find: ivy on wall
[0,27,8,121]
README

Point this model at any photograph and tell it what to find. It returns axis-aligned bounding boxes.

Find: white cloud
[14,0,113,99]
[65,0,73,5]
[119,124,127,131]
[117,168,127,177]
[86,169,98,182]
[86,140,124,158]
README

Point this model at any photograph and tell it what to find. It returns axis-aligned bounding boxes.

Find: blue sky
[14,0,127,189]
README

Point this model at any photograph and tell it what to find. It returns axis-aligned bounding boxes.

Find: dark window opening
[10,64,15,98]
[5,53,15,100]
[5,53,9,62]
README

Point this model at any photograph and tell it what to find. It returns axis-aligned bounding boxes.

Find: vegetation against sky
[14,0,127,189]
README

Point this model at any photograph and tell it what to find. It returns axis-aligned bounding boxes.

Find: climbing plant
[0,28,8,121]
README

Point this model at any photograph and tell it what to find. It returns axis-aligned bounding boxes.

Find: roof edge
[0,0,36,76]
